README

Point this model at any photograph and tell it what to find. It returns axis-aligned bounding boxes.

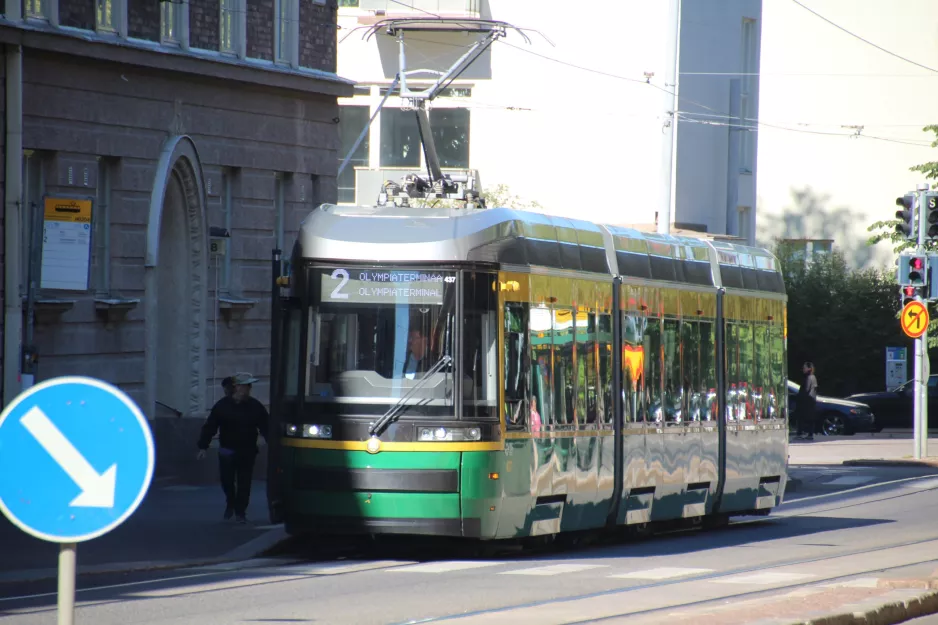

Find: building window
[161,0,186,45]
[275,0,298,66]
[781,239,833,265]
[430,108,470,169]
[737,206,751,244]
[220,0,244,56]
[96,0,118,32]
[338,0,359,6]
[338,106,370,204]
[739,18,758,173]
[380,108,421,168]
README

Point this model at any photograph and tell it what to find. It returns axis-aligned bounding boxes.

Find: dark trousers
[219,450,256,516]
[798,403,816,436]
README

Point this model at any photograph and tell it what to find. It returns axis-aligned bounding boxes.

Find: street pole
[58,543,76,625]
[657,0,680,236]
[915,182,930,459]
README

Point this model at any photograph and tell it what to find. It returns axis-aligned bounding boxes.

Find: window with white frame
[25,0,50,20]
[96,0,119,33]
[338,106,370,204]
[220,0,245,56]
[161,0,186,45]
[739,18,758,173]
[275,0,298,65]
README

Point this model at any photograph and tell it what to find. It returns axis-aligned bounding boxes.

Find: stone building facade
[0,0,352,482]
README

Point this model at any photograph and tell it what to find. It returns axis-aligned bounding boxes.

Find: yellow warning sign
[44,197,92,223]
[901,300,930,339]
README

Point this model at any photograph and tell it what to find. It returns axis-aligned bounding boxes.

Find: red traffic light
[911,257,924,271]
[905,286,916,297]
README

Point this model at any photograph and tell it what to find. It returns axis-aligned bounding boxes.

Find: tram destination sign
[320,268,455,306]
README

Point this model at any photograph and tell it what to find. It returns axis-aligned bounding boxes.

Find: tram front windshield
[296,267,458,414]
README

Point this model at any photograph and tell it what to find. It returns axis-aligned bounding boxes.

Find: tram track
[388,535,938,624]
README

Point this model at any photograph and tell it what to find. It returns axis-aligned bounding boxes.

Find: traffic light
[902,284,923,308]
[926,192,938,239]
[908,254,927,286]
[896,194,916,240]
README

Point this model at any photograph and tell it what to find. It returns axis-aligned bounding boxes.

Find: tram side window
[504,303,529,430]
[754,324,769,421]
[622,312,644,423]
[644,316,663,425]
[738,322,754,420]
[553,308,576,426]
[770,324,785,420]
[282,306,303,397]
[663,318,681,423]
[725,323,739,421]
[463,272,498,419]
[598,313,614,425]
[699,320,716,421]
[576,311,598,425]
[530,306,554,430]
[682,321,699,422]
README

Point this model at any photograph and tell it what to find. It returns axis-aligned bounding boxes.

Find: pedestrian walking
[197,372,269,523]
[796,362,818,440]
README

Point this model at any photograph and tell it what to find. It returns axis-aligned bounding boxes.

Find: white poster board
[40,197,93,291]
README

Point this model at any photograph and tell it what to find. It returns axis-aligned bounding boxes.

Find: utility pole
[916,183,931,459]
[657,0,681,236]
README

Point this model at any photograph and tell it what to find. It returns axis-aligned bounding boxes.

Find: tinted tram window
[463,272,497,419]
[682,321,699,422]
[530,307,554,428]
[622,312,644,423]
[725,323,739,421]
[769,324,785,420]
[553,308,576,426]
[754,324,769,421]
[576,311,598,425]
[699,320,716,421]
[283,306,302,397]
[663,318,681,423]
[598,313,614,425]
[504,303,529,430]
[738,323,754,420]
[644,316,663,425]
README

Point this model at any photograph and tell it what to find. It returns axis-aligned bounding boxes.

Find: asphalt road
[3,463,938,624]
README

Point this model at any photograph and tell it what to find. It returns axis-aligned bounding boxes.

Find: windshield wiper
[369,355,453,437]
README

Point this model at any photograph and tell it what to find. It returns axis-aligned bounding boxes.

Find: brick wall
[128,0,160,42]
[59,0,95,30]
[299,0,336,73]
[190,0,220,51]
[246,0,273,61]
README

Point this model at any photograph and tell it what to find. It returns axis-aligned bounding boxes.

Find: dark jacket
[797,374,818,413]
[197,396,269,453]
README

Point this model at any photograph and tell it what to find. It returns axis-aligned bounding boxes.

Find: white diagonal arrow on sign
[20,406,117,508]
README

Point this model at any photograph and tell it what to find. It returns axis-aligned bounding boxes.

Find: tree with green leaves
[777,244,906,397]
[867,124,938,347]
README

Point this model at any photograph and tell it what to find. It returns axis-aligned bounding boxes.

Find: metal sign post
[916,183,930,459]
[0,377,155,624]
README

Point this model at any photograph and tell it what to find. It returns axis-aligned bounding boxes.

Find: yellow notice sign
[44,197,92,223]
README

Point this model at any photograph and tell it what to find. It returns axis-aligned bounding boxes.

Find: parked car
[844,375,938,430]
[788,380,876,436]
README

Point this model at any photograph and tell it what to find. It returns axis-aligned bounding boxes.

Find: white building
[757,0,938,269]
[335,0,763,243]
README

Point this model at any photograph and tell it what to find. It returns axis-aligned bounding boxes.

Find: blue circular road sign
[0,376,155,543]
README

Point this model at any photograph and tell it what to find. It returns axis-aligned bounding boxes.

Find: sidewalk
[0,478,285,584]
[788,431,938,467]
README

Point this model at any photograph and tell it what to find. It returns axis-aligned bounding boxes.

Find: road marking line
[499,564,608,576]
[610,566,713,580]
[713,571,814,585]
[282,560,411,575]
[389,561,505,573]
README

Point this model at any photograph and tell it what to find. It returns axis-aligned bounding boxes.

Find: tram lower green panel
[281,447,504,538]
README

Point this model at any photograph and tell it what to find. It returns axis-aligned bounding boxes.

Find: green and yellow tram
[266,204,789,539]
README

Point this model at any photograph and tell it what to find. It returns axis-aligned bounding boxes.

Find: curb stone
[842,458,938,468]
[797,588,938,625]
[0,525,290,587]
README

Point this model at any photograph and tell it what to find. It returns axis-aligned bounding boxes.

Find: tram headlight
[417,427,484,442]
[301,424,333,439]
[285,423,299,436]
